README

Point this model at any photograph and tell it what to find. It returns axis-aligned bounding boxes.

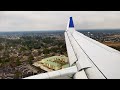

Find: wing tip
[69,17,74,28]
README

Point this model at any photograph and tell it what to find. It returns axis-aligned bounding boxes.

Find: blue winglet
[69,17,74,28]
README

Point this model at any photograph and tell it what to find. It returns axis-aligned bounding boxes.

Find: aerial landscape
[0,31,67,79]
[0,30,120,79]
[1,11,120,79]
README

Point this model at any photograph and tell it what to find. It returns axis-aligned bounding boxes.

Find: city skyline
[1,11,120,31]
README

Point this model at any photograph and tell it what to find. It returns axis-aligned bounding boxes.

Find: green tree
[16,59,21,66]
[28,55,34,65]
[14,71,22,79]
[43,48,49,54]
[20,47,27,52]
[0,45,4,51]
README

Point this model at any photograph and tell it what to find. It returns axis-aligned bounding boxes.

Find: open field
[102,42,120,51]
[102,42,120,47]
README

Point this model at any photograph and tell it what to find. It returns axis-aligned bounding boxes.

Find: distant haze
[0,11,120,31]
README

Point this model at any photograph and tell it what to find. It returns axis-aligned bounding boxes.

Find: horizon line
[0,29,120,32]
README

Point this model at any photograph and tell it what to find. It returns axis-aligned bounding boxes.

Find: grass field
[102,42,120,51]
[102,42,120,47]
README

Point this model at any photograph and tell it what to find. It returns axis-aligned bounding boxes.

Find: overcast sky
[0,11,120,31]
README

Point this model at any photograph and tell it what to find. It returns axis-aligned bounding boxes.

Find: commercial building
[42,61,61,70]
[40,55,69,70]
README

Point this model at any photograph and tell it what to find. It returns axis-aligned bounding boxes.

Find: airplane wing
[24,17,120,79]
[65,17,120,79]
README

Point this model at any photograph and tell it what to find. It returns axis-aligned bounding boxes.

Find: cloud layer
[0,11,120,31]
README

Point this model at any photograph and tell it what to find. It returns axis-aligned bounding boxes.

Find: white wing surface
[66,17,120,79]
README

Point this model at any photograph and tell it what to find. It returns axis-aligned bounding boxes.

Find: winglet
[66,17,75,31]
[69,17,74,28]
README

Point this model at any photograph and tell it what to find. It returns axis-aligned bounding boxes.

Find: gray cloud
[0,11,120,31]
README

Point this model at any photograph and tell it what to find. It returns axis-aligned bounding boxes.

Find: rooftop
[42,55,68,61]
[62,64,69,68]
[44,61,61,67]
